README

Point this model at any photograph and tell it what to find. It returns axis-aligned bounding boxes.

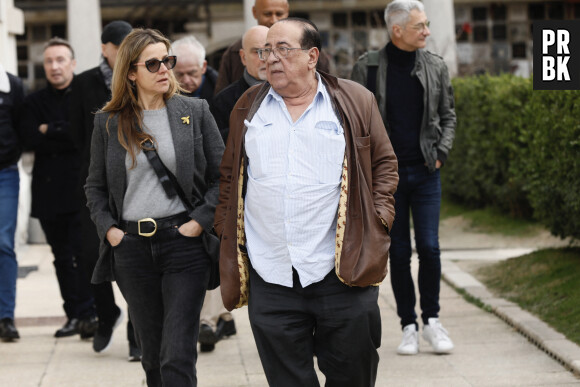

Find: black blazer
[69,66,110,182]
[85,95,225,283]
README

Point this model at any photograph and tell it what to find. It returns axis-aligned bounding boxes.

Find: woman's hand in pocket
[106,226,125,247]
[178,219,203,237]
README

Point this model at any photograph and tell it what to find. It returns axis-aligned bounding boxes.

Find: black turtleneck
[386,42,425,166]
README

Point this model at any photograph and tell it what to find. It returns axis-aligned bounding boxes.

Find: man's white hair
[384,0,425,38]
[171,35,206,68]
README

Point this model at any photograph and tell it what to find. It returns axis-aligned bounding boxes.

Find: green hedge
[443,74,580,240]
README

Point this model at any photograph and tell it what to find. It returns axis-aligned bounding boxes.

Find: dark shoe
[198,323,218,352]
[78,316,98,339]
[215,318,237,340]
[93,307,124,353]
[0,318,20,342]
[200,343,215,352]
[54,318,80,338]
[128,341,142,362]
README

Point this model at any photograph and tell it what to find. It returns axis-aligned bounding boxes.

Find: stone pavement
[1,240,579,386]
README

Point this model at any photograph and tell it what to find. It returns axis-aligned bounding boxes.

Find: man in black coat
[211,25,269,142]
[69,20,140,360]
[171,35,218,100]
[21,38,96,339]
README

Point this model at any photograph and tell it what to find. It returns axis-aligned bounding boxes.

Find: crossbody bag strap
[141,139,194,213]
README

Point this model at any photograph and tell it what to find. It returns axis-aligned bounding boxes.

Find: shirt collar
[266,71,327,104]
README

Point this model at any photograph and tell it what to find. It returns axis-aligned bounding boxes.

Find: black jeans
[39,212,95,320]
[248,266,381,387]
[113,226,209,387]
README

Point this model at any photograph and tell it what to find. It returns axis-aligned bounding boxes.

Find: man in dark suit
[21,37,96,339]
[211,25,269,142]
[171,35,218,100]
[69,20,140,360]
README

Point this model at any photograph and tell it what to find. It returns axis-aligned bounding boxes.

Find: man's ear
[201,60,208,75]
[308,47,319,70]
[240,49,247,67]
[392,25,403,39]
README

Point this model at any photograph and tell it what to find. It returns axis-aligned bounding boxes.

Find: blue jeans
[113,226,209,387]
[0,165,19,320]
[389,164,441,329]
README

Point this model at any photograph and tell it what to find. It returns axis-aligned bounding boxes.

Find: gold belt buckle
[138,218,157,237]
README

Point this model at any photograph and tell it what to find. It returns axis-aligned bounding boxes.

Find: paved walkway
[1,239,579,386]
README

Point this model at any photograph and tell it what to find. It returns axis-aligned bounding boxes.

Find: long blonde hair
[102,28,179,167]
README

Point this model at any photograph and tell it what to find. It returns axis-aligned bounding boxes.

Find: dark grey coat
[85,94,225,283]
[351,46,456,172]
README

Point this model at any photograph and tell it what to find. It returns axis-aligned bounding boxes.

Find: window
[472,7,488,22]
[351,12,366,27]
[370,10,386,28]
[528,4,545,20]
[547,3,564,20]
[473,26,488,43]
[491,4,506,21]
[512,42,527,59]
[492,25,507,41]
[332,12,348,28]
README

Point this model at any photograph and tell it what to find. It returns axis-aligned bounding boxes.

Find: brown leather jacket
[214,71,398,310]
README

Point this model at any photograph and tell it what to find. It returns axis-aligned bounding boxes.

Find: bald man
[215,0,331,94]
[211,25,269,142]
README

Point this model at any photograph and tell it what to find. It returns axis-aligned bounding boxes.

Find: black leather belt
[120,212,190,237]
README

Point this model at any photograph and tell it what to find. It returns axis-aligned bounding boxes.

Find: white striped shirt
[244,74,345,287]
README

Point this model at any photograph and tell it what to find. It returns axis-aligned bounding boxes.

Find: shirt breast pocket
[314,121,345,185]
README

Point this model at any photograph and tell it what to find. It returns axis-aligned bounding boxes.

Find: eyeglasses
[408,21,431,32]
[257,47,310,60]
[134,55,177,73]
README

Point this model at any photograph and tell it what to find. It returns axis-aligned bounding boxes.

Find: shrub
[444,74,579,240]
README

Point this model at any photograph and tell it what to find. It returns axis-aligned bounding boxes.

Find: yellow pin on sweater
[181,116,190,124]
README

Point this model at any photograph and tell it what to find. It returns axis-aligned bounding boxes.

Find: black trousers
[39,212,95,319]
[80,205,135,342]
[248,266,381,387]
[113,226,209,387]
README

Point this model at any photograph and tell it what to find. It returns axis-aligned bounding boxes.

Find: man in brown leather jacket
[215,18,398,387]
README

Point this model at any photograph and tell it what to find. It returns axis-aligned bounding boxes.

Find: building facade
[13,0,580,90]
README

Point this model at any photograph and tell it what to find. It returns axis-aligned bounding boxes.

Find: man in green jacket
[351,0,456,356]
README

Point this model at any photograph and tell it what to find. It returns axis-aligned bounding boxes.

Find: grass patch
[441,197,542,237]
[476,247,580,346]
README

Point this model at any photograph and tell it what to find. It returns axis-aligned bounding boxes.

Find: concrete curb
[442,260,580,377]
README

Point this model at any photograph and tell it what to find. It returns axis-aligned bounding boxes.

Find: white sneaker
[422,318,454,354]
[397,324,419,355]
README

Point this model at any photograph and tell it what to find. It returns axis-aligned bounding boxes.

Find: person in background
[215,18,398,386]
[171,36,217,100]
[20,37,97,339]
[171,34,238,353]
[70,20,140,360]
[215,0,332,95]
[0,63,25,342]
[351,0,456,356]
[211,25,269,142]
[85,28,224,386]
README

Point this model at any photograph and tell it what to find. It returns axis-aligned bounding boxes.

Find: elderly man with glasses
[215,17,398,387]
[351,0,457,356]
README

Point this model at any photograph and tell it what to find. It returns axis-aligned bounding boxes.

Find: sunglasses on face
[134,55,177,73]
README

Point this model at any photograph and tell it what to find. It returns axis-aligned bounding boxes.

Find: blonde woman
[85,28,224,386]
